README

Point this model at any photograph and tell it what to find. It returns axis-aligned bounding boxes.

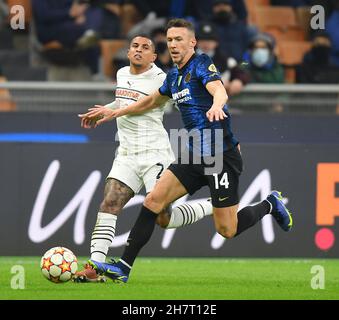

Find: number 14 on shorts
[213,172,229,189]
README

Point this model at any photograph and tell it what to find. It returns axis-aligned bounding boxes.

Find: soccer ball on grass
[40,246,78,283]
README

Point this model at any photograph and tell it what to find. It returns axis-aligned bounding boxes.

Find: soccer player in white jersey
[75,35,213,282]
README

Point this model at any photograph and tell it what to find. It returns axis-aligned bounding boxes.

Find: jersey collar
[177,53,196,73]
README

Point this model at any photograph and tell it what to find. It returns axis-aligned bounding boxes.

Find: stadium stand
[0,0,337,85]
[277,40,312,82]
[245,0,270,24]
[263,25,306,41]
[295,6,312,38]
[0,76,16,111]
[252,6,299,30]
[100,39,127,79]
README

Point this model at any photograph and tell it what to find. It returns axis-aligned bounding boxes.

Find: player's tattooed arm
[205,80,228,122]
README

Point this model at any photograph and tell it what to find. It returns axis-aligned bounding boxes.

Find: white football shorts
[107,149,175,194]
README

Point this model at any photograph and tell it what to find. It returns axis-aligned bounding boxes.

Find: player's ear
[152,53,157,62]
[190,37,197,49]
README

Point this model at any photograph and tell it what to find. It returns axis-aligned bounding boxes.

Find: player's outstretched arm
[205,80,228,122]
[114,90,169,117]
[78,104,114,129]
[79,91,169,127]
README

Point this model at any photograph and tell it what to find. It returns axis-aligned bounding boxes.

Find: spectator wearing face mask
[296,31,339,83]
[242,33,284,84]
[151,27,173,74]
[210,0,252,62]
[196,22,249,96]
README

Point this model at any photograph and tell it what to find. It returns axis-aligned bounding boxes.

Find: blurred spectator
[151,28,173,73]
[242,33,284,84]
[125,0,248,39]
[0,1,8,28]
[184,0,248,23]
[126,11,167,40]
[196,22,249,96]
[80,0,122,39]
[124,0,195,39]
[32,0,102,49]
[32,0,104,80]
[124,0,172,19]
[123,0,247,23]
[210,0,252,62]
[122,0,173,38]
[296,31,339,83]
[227,0,248,22]
[242,33,286,113]
[326,1,339,67]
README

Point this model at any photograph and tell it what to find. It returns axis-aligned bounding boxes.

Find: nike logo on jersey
[218,196,229,201]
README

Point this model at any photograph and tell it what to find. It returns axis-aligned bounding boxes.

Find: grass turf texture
[1,257,339,300]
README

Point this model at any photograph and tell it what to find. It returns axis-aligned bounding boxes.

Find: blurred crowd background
[0,0,338,113]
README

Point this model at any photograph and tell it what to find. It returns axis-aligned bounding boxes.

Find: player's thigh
[144,169,188,213]
[100,178,134,214]
[213,204,239,239]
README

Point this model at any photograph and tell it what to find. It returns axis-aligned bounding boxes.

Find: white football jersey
[113,64,173,155]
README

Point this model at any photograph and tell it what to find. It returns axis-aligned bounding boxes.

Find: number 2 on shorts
[213,172,229,190]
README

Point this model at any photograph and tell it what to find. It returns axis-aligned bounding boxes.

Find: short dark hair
[166,18,195,35]
[130,34,155,52]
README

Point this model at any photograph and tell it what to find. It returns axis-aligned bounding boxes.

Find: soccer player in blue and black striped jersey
[81,18,293,283]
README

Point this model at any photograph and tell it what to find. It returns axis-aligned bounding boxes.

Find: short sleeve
[158,74,171,97]
[196,55,222,87]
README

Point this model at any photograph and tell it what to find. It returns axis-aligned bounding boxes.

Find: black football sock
[235,200,271,237]
[120,205,158,269]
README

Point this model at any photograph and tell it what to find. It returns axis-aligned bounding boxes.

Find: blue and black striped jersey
[159,53,238,156]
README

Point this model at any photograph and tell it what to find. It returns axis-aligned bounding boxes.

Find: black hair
[130,34,155,52]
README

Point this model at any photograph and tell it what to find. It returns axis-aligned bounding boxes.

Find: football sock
[235,200,271,237]
[166,199,213,229]
[90,212,117,262]
[120,205,158,268]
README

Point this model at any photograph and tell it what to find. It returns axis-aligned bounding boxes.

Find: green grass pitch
[1,257,339,300]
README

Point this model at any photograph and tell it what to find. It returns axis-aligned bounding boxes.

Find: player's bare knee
[217,226,236,239]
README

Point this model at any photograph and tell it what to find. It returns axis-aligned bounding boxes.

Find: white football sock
[90,212,117,262]
[166,199,213,229]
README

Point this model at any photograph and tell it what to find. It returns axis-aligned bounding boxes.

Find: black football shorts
[168,146,243,208]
